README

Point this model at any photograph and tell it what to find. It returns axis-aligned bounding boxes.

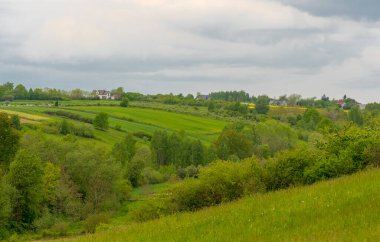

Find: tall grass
[53,168,380,242]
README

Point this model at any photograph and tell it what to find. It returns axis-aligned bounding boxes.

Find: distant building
[93,90,115,100]
[269,100,287,106]
[336,100,345,108]
[196,94,210,101]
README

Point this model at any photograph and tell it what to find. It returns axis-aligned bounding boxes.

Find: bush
[363,140,380,167]
[133,131,152,141]
[171,158,265,211]
[158,165,177,181]
[44,111,92,124]
[264,148,319,190]
[176,168,186,179]
[185,165,198,178]
[120,97,129,107]
[71,124,95,138]
[129,200,171,222]
[93,112,109,130]
[142,167,163,185]
[303,155,346,184]
[83,213,110,233]
[50,222,69,237]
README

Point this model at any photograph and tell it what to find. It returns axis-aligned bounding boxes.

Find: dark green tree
[7,150,44,225]
[112,134,137,166]
[151,131,169,166]
[112,87,124,100]
[214,129,253,160]
[349,106,363,126]
[13,84,28,100]
[120,97,129,107]
[93,112,109,130]
[0,113,20,168]
[60,119,71,135]
[255,95,270,114]
[10,115,21,130]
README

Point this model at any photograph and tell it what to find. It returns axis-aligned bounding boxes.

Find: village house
[93,90,115,100]
[336,100,345,108]
[196,94,210,101]
[269,100,287,106]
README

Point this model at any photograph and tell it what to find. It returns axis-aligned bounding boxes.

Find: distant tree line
[0,82,128,101]
[0,82,364,113]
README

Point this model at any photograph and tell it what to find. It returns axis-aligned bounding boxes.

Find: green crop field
[51,168,380,242]
[0,104,227,143]
[65,106,227,141]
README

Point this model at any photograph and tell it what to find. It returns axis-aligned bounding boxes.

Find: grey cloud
[279,0,380,20]
[1,0,380,102]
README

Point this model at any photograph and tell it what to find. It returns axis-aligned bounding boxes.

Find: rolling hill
[52,168,380,242]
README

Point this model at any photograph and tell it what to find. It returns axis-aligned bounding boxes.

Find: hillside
[52,169,380,242]
[0,104,227,144]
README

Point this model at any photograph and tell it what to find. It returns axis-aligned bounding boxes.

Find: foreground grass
[52,168,380,242]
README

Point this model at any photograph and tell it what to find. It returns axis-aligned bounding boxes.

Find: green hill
[53,168,380,242]
[0,104,227,144]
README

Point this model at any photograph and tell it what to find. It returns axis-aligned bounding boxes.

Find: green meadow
[0,104,227,144]
[51,168,380,242]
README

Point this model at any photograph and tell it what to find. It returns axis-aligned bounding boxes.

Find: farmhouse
[336,100,345,108]
[269,100,287,106]
[94,90,115,100]
[196,94,210,100]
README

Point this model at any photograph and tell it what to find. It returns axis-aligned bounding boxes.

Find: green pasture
[0,104,227,143]
[53,168,380,242]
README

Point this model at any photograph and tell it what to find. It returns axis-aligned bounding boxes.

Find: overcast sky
[1,0,380,103]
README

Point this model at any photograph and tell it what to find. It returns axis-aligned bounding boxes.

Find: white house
[94,90,115,100]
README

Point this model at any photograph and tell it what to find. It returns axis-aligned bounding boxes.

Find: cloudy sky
[1,0,380,102]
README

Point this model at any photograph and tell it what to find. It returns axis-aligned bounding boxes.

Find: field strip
[0,108,49,121]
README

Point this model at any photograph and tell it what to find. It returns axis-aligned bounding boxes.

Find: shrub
[214,129,253,160]
[185,165,198,178]
[133,131,152,141]
[264,148,319,190]
[83,213,110,233]
[303,155,345,184]
[142,167,163,185]
[129,200,171,222]
[71,124,95,138]
[93,112,109,130]
[59,119,71,135]
[171,158,265,211]
[176,168,186,179]
[159,165,177,181]
[44,111,92,124]
[120,97,129,107]
[50,221,69,237]
[363,140,380,167]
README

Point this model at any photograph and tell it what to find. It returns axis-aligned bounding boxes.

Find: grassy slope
[55,169,380,242]
[0,105,227,143]
[66,106,226,142]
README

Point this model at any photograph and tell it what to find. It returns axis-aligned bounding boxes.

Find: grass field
[65,106,226,141]
[0,104,227,143]
[0,109,49,121]
[51,168,380,242]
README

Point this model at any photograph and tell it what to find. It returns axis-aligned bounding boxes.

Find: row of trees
[1,82,363,112]
[0,82,128,101]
